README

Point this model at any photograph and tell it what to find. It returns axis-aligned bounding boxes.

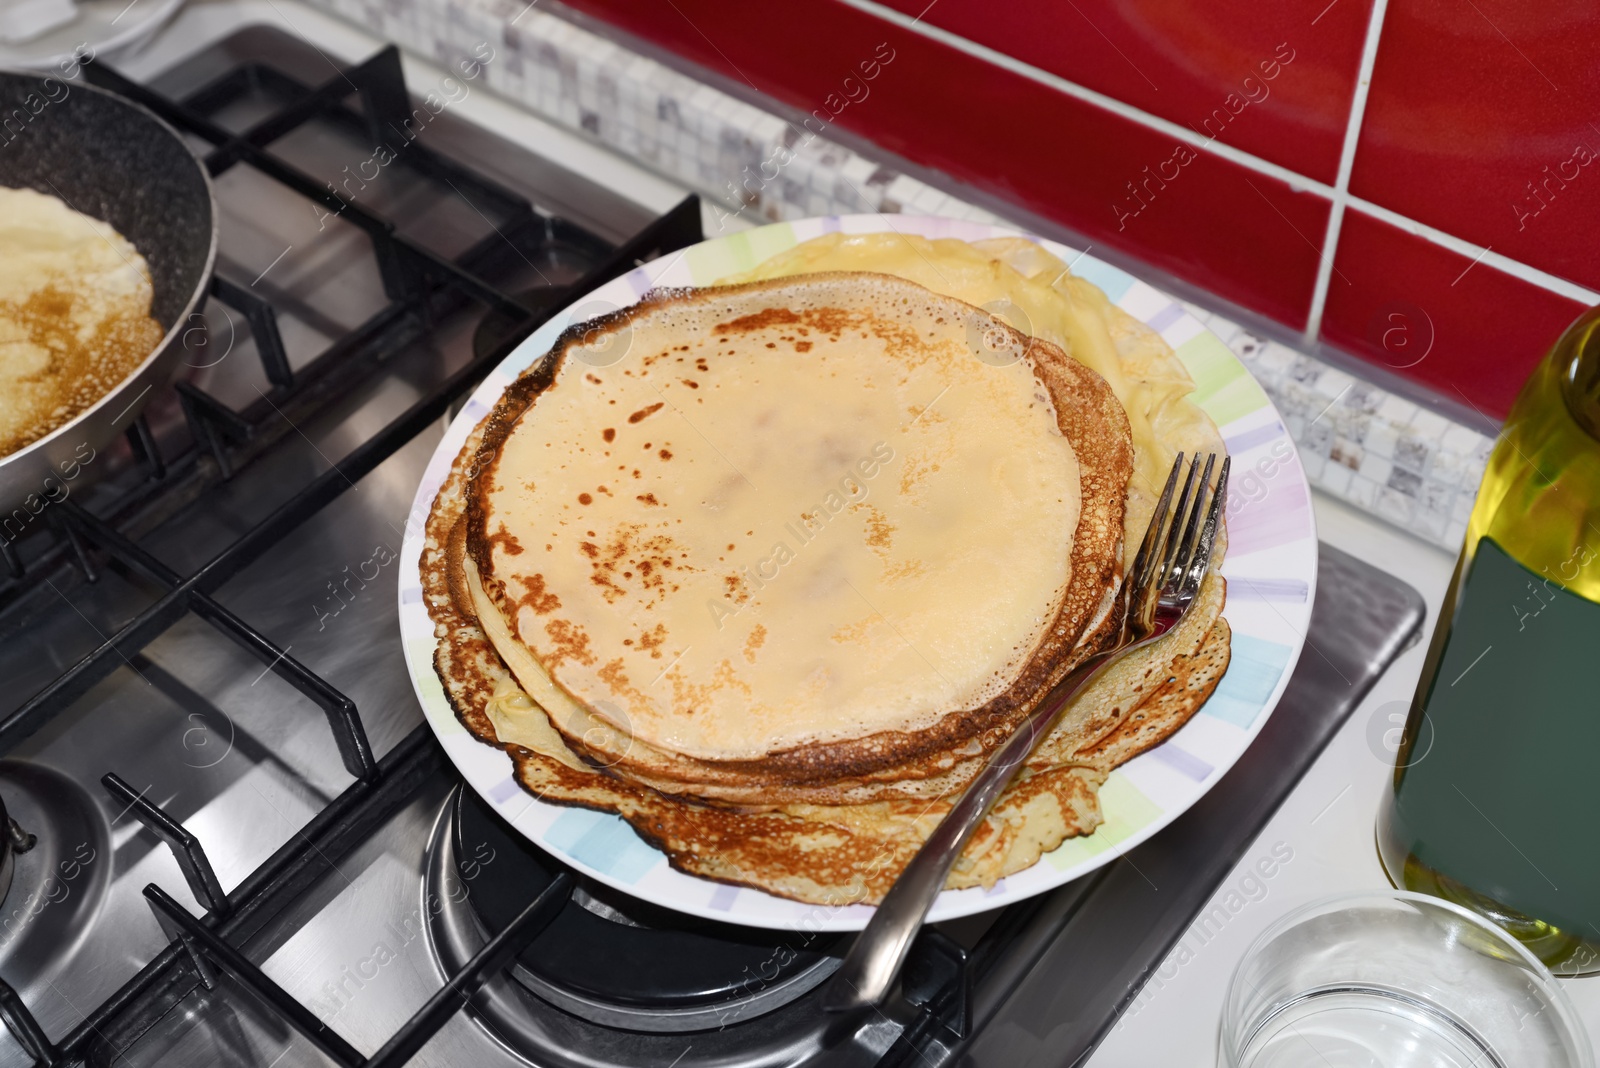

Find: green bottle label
[1395,537,1600,939]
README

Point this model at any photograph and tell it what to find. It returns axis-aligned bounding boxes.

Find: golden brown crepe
[423,236,1233,905]
[0,187,163,458]
[461,273,1136,805]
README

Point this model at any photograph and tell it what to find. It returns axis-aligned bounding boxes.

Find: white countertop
[115,3,1600,1060]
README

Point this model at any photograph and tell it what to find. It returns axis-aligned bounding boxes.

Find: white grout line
[1303,0,1390,346]
[1345,195,1600,304]
[835,0,1600,312]
[832,0,1337,198]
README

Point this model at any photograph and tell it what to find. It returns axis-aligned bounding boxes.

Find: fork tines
[1130,452,1231,602]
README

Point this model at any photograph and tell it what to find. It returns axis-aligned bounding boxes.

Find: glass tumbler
[1220,891,1592,1068]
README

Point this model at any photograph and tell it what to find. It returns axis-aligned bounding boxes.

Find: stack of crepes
[422,234,1231,907]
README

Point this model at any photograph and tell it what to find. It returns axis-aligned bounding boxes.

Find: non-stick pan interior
[0,70,213,330]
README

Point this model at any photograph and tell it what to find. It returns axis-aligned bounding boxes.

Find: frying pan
[0,66,216,518]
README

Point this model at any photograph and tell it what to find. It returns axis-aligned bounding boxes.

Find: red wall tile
[561,0,1330,329]
[1320,210,1583,416]
[1352,0,1600,293]
[873,0,1372,185]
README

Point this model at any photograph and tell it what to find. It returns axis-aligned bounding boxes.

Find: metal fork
[822,452,1231,1013]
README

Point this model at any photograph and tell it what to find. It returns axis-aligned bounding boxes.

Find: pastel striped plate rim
[397,214,1317,932]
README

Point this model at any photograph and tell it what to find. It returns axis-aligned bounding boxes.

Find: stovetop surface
[0,24,667,1065]
[0,24,1426,1068]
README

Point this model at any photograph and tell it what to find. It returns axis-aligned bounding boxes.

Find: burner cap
[451,787,842,1029]
[0,762,111,997]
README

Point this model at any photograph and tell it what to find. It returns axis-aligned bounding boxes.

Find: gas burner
[424,786,847,1063]
[0,791,35,907]
[0,762,111,1003]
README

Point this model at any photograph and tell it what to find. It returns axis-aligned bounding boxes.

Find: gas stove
[0,24,1426,1068]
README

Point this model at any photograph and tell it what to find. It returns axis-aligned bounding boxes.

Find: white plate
[399,214,1318,932]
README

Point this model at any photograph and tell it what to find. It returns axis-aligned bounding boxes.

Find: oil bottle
[1378,307,1600,974]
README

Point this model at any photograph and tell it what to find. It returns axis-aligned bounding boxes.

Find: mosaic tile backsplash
[308,0,1495,550]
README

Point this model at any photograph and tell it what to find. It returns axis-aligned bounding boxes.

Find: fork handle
[820,647,1122,1013]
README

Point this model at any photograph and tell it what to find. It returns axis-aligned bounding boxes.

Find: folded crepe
[424,239,1231,906]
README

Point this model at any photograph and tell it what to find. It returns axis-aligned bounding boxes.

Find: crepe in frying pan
[0,187,163,459]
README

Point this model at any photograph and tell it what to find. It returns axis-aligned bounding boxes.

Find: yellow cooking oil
[1378,307,1600,975]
